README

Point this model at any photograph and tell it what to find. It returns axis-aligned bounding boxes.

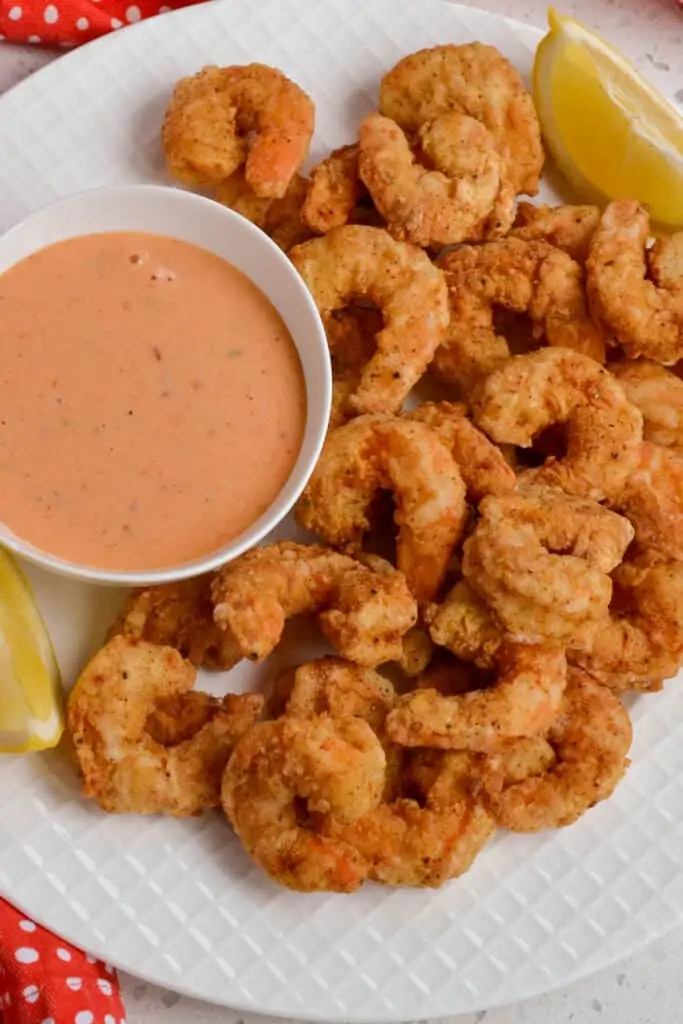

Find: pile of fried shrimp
[66,43,683,894]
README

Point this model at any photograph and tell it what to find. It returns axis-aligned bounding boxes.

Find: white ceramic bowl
[0,184,331,585]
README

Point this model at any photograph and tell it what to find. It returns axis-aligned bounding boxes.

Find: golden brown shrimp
[587,201,683,363]
[489,670,632,832]
[610,359,683,453]
[614,442,683,560]
[289,226,450,415]
[462,486,634,647]
[67,637,263,816]
[302,143,367,234]
[215,170,313,251]
[425,579,503,669]
[510,203,600,262]
[211,541,417,667]
[395,624,434,678]
[108,575,239,670]
[357,112,515,248]
[387,642,566,752]
[433,240,606,392]
[407,401,516,501]
[282,656,395,734]
[379,43,543,196]
[325,306,382,428]
[295,415,468,604]
[572,551,683,690]
[472,348,643,502]
[162,64,315,198]
[222,715,385,892]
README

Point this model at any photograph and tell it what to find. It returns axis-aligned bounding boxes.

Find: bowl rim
[0,182,331,586]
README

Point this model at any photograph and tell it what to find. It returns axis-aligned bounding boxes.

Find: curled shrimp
[489,670,632,832]
[162,64,315,198]
[407,401,516,501]
[610,359,683,453]
[215,170,313,251]
[395,623,434,678]
[462,486,634,647]
[386,642,567,752]
[614,442,683,560]
[282,656,396,734]
[587,201,683,363]
[222,715,386,892]
[295,415,468,604]
[433,240,606,392]
[108,575,239,670]
[211,541,417,667]
[302,143,368,234]
[572,551,683,690]
[379,43,544,196]
[425,579,503,669]
[67,637,263,816]
[357,112,514,248]
[510,203,600,262]
[325,306,382,428]
[289,226,450,415]
[472,348,643,502]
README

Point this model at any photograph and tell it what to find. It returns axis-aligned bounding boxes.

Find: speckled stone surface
[1,1,683,1020]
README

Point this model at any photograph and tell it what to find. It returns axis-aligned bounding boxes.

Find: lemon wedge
[0,549,62,753]
[534,8,683,228]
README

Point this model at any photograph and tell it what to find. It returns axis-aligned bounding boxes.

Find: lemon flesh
[0,549,62,753]
[534,8,683,229]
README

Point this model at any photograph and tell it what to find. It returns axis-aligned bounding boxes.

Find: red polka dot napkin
[0,0,204,47]
[0,898,127,1024]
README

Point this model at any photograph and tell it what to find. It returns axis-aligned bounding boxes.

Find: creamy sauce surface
[0,231,306,569]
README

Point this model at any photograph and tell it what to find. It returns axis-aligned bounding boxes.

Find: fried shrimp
[387,642,566,752]
[462,487,634,647]
[302,143,367,234]
[610,359,683,453]
[282,657,396,734]
[407,401,516,501]
[289,226,450,415]
[432,240,606,392]
[614,442,683,560]
[215,170,312,251]
[325,306,382,428]
[572,551,683,690]
[108,575,239,670]
[357,112,514,248]
[490,670,632,832]
[295,415,468,604]
[510,203,600,262]
[162,64,315,198]
[379,43,543,195]
[67,637,262,816]
[396,624,434,678]
[211,541,417,667]
[222,715,385,892]
[425,579,503,668]
[472,348,643,501]
[587,201,683,363]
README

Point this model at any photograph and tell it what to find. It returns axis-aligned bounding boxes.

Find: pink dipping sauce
[0,231,306,569]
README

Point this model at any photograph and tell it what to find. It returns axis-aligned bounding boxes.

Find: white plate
[1,1,682,1019]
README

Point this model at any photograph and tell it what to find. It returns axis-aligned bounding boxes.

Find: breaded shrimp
[587,201,683,363]
[282,656,395,735]
[614,442,683,560]
[302,143,367,234]
[472,348,643,501]
[386,642,566,752]
[215,170,313,251]
[295,415,468,604]
[325,306,382,428]
[462,486,634,647]
[490,670,632,832]
[433,240,606,392]
[510,203,600,262]
[407,401,516,501]
[379,43,544,195]
[108,575,239,670]
[358,112,514,248]
[211,542,417,667]
[395,623,434,678]
[572,551,683,690]
[67,637,262,816]
[610,359,683,453]
[162,64,315,198]
[425,579,503,668]
[221,715,385,891]
[290,226,450,415]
